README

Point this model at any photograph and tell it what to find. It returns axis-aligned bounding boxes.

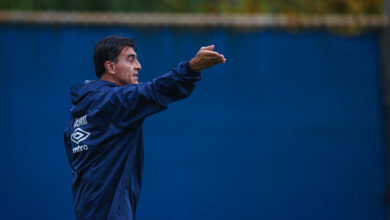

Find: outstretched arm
[100,45,226,128]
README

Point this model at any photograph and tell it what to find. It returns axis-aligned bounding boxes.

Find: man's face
[113,46,142,85]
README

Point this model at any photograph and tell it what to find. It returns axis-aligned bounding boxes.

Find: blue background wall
[0,25,386,220]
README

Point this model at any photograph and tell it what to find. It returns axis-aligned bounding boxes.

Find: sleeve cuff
[185,61,201,74]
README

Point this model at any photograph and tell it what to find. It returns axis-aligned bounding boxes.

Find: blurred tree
[0,0,383,14]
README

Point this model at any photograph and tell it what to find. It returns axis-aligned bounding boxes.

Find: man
[64,35,225,220]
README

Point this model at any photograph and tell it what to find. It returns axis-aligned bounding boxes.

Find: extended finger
[200,45,215,51]
[202,50,223,57]
[205,53,225,58]
[209,55,225,63]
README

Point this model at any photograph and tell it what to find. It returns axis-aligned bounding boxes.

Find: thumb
[201,44,214,51]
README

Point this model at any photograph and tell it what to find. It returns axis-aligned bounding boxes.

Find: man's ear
[104,61,116,75]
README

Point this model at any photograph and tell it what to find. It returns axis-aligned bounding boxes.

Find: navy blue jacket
[64,62,201,220]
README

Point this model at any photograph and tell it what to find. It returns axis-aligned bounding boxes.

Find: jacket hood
[70,80,118,117]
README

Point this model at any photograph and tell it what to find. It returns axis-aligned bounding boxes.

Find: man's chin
[131,78,138,84]
[127,80,138,85]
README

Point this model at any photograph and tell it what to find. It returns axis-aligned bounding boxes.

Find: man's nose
[135,60,142,70]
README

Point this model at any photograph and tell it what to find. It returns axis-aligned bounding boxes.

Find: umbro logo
[71,128,91,144]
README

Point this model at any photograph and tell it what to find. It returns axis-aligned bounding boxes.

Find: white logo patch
[74,115,88,127]
[71,128,91,145]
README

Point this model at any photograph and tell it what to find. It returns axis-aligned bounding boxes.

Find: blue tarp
[0,25,386,220]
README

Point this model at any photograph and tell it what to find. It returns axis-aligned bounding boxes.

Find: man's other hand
[189,45,226,72]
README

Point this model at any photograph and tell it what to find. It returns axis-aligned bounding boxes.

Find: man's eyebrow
[127,54,136,59]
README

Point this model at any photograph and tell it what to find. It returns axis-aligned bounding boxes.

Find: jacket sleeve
[99,62,201,128]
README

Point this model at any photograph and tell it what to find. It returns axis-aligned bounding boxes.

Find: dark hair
[93,36,135,78]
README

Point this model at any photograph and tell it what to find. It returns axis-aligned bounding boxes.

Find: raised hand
[189,45,226,72]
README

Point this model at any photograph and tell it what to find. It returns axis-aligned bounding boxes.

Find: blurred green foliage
[0,0,383,14]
